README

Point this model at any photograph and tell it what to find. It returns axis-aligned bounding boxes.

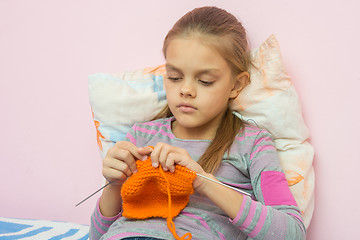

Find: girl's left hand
[137,143,208,190]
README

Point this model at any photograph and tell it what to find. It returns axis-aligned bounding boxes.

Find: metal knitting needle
[75,172,252,207]
[196,173,252,197]
[75,181,113,207]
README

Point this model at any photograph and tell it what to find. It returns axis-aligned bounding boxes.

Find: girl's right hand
[102,141,147,187]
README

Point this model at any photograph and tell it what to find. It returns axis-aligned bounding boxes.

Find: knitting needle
[75,181,113,207]
[75,172,252,207]
[196,173,252,197]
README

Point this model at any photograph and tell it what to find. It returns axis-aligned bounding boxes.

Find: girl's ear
[229,72,250,99]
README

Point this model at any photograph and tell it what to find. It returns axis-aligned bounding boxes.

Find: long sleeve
[89,199,122,240]
[230,130,306,239]
[89,125,141,240]
[88,118,306,239]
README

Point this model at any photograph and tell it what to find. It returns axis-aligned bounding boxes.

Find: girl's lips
[178,103,197,113]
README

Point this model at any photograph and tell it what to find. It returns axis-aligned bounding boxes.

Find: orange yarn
[121,152,196,240]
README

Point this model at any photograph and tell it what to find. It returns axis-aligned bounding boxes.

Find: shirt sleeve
[89,126,138,240]
[230,130,306,239]
[89,199,122,240]
[124,124,138,146]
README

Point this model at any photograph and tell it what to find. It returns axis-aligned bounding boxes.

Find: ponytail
[197,108,244,173]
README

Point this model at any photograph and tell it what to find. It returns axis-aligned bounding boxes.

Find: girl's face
[165,37,240,140]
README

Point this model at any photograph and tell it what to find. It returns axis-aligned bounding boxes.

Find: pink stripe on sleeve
[236,131,262,142]
[133,126,158,135]
[216,230,226,240]
[250,145,276,160]
[239,199,257,231]
[248,205,268,238]
[133,125,174,139]
[92,198,122,235]
[182,211,211,230]
[144,121,171,129]
[92,216,106,235]
[94,212,111,230]
[254,136,272,145]
[159,129,174,139]
[230,195,249,224]
[96,198,122,223]
[126,132,136,145]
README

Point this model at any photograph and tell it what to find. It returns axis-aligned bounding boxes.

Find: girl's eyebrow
[165,64,221,75]
[165,64,180,72]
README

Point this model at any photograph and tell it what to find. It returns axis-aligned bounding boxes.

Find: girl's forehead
[165,38,229,72]
[167,35,219,53]
[166,63,221,76]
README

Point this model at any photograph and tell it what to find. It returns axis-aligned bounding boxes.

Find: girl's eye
[199,80,214,86]
[168,77,182,81]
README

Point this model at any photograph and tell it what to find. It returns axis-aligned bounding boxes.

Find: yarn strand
[159,166,192,240]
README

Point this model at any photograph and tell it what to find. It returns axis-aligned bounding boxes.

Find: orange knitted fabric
[121,154,196,239]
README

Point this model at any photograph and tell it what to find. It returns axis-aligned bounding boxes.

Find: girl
[90,6,305,240]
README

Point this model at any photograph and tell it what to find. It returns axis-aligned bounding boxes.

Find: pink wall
[1,0,359,239]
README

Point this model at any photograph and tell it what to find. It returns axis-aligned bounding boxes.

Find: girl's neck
[171,120,218,140]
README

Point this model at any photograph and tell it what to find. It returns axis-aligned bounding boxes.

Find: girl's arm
[89,141,146,240]
[194,172,244,219]
[196,170,305,240]
[148,134,305,240]
[90,195,122,240]
[225,130,306,240]
[98,141,143,216]
[98,182,123,217]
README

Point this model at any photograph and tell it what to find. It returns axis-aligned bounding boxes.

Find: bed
[0,217,89,240]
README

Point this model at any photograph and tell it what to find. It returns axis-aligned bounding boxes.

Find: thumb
[137,146,154,160]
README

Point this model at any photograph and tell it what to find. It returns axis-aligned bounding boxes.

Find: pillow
[88,65,167,158]
[230,35,314,228]
[88,34,314,228]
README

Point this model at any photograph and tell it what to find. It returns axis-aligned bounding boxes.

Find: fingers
[109,147,136,174]
[102,162,129,183]
[137,146,154,160]
[150,143,185,173]
[163,152,177,173]
[102,141,145,184]
[150,143,166,169]
[114,141,145,163]
[103,141,197,184]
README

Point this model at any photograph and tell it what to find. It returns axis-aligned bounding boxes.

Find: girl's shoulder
[235,123,273,143]
[132,117,174,131]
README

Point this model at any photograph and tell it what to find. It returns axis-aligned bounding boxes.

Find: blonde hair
[157,6,250,173]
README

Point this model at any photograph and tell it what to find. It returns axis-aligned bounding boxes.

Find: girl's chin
[173,116,203,129]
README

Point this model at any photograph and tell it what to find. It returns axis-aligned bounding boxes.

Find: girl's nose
[180,81,196,97]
